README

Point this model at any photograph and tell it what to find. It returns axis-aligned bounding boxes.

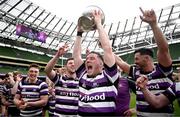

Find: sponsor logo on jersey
[80,93,105,102]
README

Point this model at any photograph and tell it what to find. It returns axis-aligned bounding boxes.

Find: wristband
[77,31,83,37]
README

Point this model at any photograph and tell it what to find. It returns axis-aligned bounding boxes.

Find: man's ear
[100,61,104,67]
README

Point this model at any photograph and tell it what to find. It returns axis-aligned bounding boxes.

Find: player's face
[134,53,147,68]
[28,67,39,80]
[85,53,103,76]
[66,60,75,73]
[0,78,5,84]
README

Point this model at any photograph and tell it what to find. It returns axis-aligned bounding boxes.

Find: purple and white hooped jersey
[52,74,79,116]
[17,79,49,117]
[129,63,174,117]
[162,82,180,102]
[76,63,119,116]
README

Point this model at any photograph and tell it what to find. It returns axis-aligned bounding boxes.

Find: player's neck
[142,63,154,73]
[27,77,38,84]
[66,72,76,79]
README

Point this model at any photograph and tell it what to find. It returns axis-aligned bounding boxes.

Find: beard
[67,69,75,74]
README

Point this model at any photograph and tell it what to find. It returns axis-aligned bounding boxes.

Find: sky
[29,0,180,24]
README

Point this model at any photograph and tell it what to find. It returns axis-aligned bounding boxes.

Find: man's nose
[86,59,91,63]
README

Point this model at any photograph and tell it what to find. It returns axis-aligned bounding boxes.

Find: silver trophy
[78,5,105,32]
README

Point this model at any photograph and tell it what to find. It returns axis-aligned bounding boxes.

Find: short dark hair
[134,48,154,58]
[29,63,40,70]
[87,51,104,62]
[0,73,10,80]
[65,58,74,65]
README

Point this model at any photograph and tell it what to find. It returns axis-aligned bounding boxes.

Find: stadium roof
[0,0,180,59]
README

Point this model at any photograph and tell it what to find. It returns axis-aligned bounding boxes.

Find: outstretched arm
[93,10,115,67]
[72,24,84,70]
[11,74,22,95]
[139,7,172,67]
[114,54,130,74]
[136,75,170,108]
[45,44,68,80]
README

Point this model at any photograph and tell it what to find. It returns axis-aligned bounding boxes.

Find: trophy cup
[78,5,105,32]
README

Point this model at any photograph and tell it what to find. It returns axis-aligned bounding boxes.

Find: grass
[173,99,180,116]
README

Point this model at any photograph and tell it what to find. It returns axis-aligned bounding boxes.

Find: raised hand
[77,19,84,32]
[56,44,69,57]
[92,10,102,27]
[139,7,157,26]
